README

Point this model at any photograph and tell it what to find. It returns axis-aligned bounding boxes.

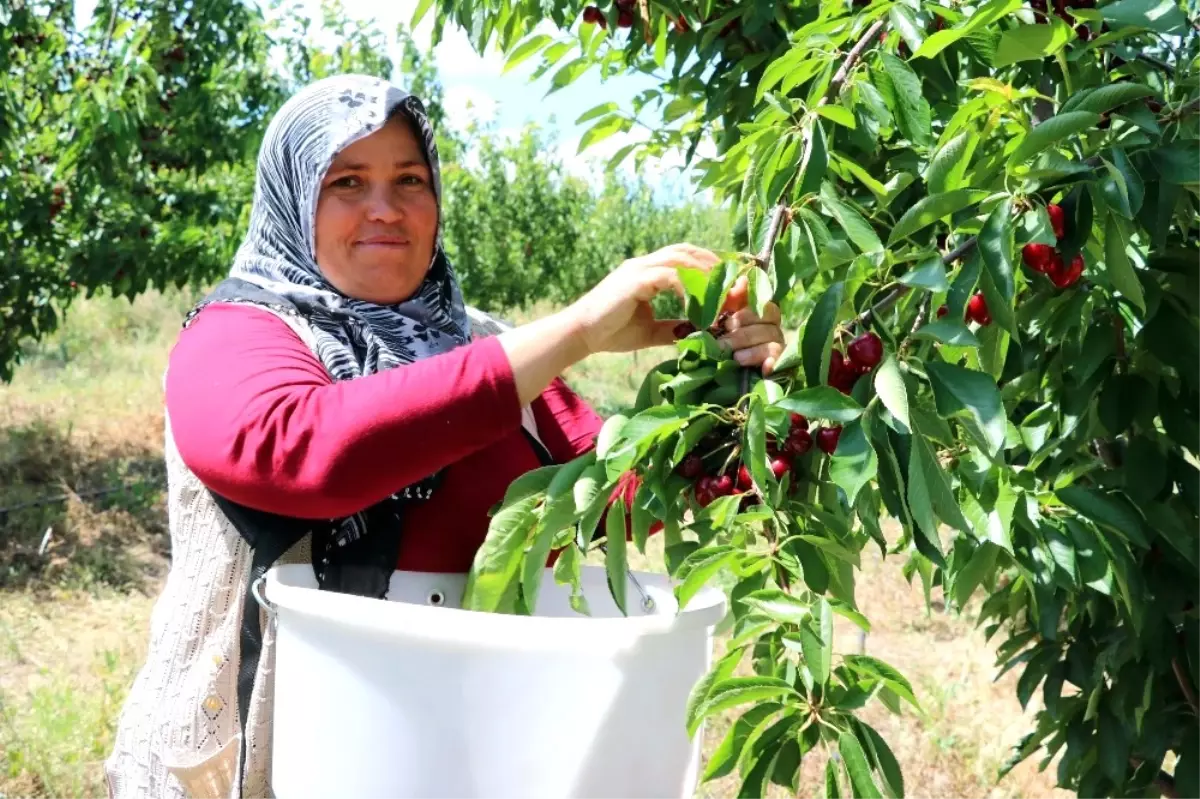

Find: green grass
[0,289,1067,799]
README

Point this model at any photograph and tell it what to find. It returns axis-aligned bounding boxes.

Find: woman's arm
[166,303,523,519]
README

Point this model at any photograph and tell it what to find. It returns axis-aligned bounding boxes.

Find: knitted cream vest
[104,305,541,799]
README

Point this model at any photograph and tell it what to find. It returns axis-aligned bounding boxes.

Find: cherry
[1047,203,1066,240]
[828,350,858,393]
[933,16,946,31]
[816,426,842,455]
[714,474,734,495]
[695,476,715,506]
[617,9,634,27]
[1049,253,1085,288]
[966,293,992,326]
[737,464,753,491]
[674,14,690,32]
[582,6,605,25]
[785,428,813,457]
[1097,112,1110,130]
[673,321,697,339]
[770,458,790,479]
[678,453,704,479]
[789,413,808,430]
[936,306,949,318]
[847,332,884,370]
[1146,99,1164,114]
[1075,23,1091,41]
[1021,242,1056,274]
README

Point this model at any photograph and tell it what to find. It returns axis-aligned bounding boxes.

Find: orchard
[428,0,1200,795]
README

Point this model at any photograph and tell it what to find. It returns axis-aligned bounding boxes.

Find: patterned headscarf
[227,73,470,380]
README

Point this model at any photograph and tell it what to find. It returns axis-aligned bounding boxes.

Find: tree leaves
[604,495,628,615]
[839,730,883,798]
[1099,0,1188,33]
[1104,216,1146,313]
[925,361,1006,456]
[463,494,541,611]
[978,197,1015,310]
[993,21,1072,67]
[1056,486,1150,548]
[888,190,988,245]
[925,131,973,194]
[802,282,844,388]
[874,354,910,430]
[687,677,799,736]
[775,386,865,423]
[830,417,877,505]
[873,53,933,148]
[820,188,883,253]
[913,0,1023,58]
[1007,111,1103,169]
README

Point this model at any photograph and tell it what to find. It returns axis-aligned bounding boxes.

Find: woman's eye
[398,175,424,186]
[331,175,361,189]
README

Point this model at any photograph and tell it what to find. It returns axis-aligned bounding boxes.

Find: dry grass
[0,290,1065,799]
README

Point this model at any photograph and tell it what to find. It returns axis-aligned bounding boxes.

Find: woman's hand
[716,275,786,377]
[568,243,720,355]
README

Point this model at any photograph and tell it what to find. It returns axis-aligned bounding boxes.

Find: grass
[0,289,1066,799]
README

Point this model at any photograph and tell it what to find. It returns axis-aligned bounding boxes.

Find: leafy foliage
[435,0,1200,795]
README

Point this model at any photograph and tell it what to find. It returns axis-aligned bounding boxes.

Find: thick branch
[1136,53,1175,75]
[1164,97,1200,122]
[821,19,887,109]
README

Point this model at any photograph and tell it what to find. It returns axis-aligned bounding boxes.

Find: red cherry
[936,306,949,318]
[582,5,603,23]
[790,412,808,430]
[966,293,991,326]
[737,464,753,491]
[847,332,883,370]
[678,454,704,479]
[1049,253,1085,288]
[816,426,842,455]
[617,9,634,27]
[674,14,689,32]
[69,280,78,289]
[714,474,734,495]
[1021,243,1056,274]
[785,428,813,457]
[673,321,697,339]
[828,350,846,381]
[1047,204,1066,240]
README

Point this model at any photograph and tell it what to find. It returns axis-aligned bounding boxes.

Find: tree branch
[1163,96,1200,122]
[1173,657,1199,715]
[1132,758,1179,799]
[854,235,979,325]
[1136,53,1175,75]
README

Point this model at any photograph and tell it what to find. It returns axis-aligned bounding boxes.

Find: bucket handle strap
[251,575,277,618]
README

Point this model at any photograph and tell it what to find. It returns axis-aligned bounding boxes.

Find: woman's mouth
[357,236,410,248]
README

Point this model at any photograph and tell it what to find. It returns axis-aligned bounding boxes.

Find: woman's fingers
[726,301,782,330]
[722,275,749,313]
[732,340,784,370]
[720,321,785,353]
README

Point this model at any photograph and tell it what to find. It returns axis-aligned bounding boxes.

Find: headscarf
[227,73,470,381]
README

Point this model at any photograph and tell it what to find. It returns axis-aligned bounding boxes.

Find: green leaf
[874,354,910,431]
[500,464,558,507]
[549,57,590,92]
[604,496,628,615]
[908,434,967,562]
[821,188,883,253]
[840,730,883,799]
[1104,216,1145,313]
[925,361,1006,456]
[913,318,980,347]
[744,588,811,625]
[575,102,620,125]
[875,53,933,148]
[1056,486,1150,548]
[914,0,1023,58]
[578,114,628,154]
[775,386,865,423]
[1007,112,1103,169]
[463,494,541,611]
[702,704,781,782]
[816,105,856,129]
[689,677,798,736]
[830,417,877,505]
[410,0,436,29]
[749,267,774,318]
[858,722,905,798]
[796,120,828,199]
[701,261,733,330]
[744,398,772,496]
[979,266,1019,341]
[926,131,973,194]
[802,282,844,388]
[552,544,589,615]
[1070,83,1156,115]
[953,540,1001,608]
[800,597,833,685]
[888,190,988,246]
[978,198,1015,306]
[829,597,871,632]
[595,415,629,460]
[1099,0,1188,33]
[630,483,654,554]
[900,256,951,292]
[825,759,843,798]
[503,33,551,73]
[685,646,746,736]
[993,22,1071,67]
[676,548,737,610]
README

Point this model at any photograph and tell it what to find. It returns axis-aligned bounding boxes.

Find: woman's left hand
[717,275,786,377]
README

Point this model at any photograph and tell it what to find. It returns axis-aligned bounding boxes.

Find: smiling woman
[315,114,440,304]
[102,73,785,799]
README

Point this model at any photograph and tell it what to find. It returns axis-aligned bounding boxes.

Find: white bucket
[261,563,726,799]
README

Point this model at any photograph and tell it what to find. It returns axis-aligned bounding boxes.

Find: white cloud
[443,85,500,131]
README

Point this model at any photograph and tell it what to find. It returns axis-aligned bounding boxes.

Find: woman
[105,74,784,799]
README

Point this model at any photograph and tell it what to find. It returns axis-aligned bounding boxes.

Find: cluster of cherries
[827,331,883,394]
[1020,203,1086,288]
[1030,0,1098,40]
[937,292,993,325]
[679,414,843,508]
[582,1,696,33]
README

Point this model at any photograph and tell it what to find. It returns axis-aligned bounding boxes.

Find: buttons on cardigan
[203,694,223,713]
[427,590,445,607]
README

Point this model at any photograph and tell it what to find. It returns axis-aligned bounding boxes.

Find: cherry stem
[853,231,980,328]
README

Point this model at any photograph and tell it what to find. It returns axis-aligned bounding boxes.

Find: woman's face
[314,115,438,305]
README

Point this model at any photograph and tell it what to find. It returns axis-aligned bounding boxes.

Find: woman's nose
[365,187,404,223]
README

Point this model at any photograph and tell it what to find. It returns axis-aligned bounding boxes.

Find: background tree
[0,0,727,379]
[431,0,1200,796]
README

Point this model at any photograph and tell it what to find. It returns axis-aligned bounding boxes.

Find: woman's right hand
[568,243,721,355]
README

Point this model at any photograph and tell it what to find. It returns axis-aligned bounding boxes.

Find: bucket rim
[263,564,727,649]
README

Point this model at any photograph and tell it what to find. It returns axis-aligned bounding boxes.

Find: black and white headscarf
[225,73,470,380]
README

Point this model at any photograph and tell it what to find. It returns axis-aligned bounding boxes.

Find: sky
[75,0,712,203]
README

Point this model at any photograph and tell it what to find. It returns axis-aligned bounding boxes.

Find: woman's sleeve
[165,303,523,519]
